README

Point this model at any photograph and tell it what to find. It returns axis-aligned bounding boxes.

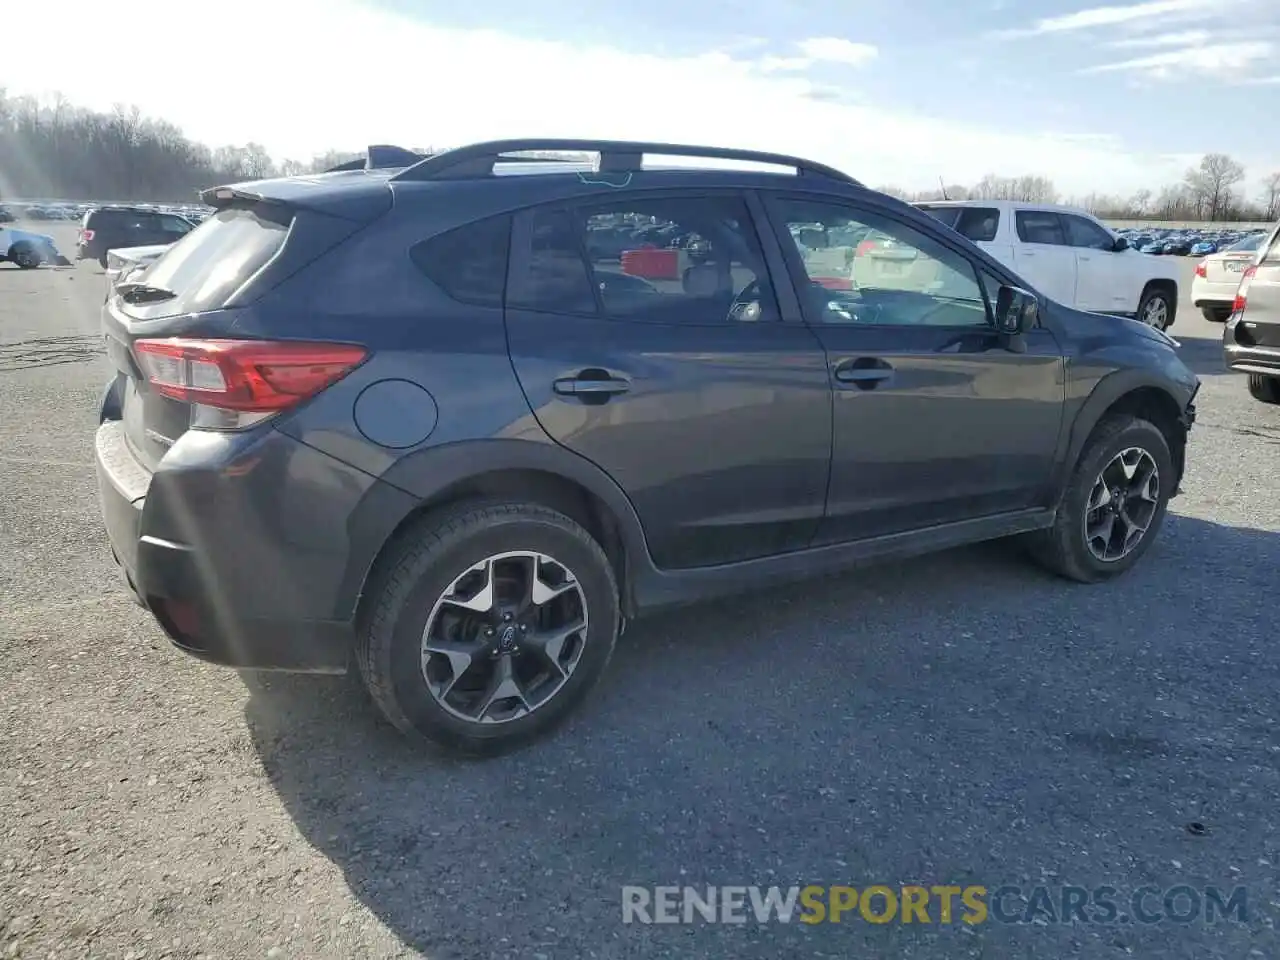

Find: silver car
[1223,223,1280,405]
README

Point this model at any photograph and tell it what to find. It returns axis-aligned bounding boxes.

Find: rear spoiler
[324,145,432,173]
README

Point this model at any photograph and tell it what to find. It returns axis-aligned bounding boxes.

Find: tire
[9,243,42,269]
[98,255,109,270]
[1136,285,1175,330]
[357,501,620,754]
[1247,374,1280,405]
[1201,305,1230,323]
[1027,414,1174,583]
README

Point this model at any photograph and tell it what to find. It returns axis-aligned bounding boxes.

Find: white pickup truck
[915,200,1181,330]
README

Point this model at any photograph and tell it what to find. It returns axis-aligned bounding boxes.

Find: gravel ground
[2,225,1279,960]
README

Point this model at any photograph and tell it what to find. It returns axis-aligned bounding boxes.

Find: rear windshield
[1225,234,1262,253]
[130,205,290,314]
[916,205,1000,243]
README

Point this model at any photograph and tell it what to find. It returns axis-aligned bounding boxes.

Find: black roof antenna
[939,176,950,201]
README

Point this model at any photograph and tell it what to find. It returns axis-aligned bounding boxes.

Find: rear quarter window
[124,205,290,315]
[410,216,511,308]
[919,206,1000,243]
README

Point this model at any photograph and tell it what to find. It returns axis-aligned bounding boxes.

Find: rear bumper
[1223,314,1280,377]
[94,419,392,673]
[1191,276,1241,307]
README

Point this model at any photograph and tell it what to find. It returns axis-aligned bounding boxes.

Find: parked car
[916,201,1180,329]
[1223,223,1280,405]
[1189,240,1218,256]
[77,206,195,268]
[0,225,71,268]
[95,138,1199,752]
[1192,234,1264,322]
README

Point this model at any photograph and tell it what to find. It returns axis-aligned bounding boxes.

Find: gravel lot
[2,224,1279,960]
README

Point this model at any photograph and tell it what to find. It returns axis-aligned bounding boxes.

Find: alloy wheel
[420,551,588,724]
[1140,296,1168,329]
[1083,447,1160,562]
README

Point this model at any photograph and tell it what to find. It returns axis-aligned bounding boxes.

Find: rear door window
[1015,211,1067,246]
[410,215,511,308]
[1062,214,1115,251]
[123,205,289,315]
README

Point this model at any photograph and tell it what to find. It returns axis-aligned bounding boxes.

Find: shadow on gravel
[243,515,1280,960]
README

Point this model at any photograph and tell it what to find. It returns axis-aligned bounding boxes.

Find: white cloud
[0,0,1220,195]
[795,37,879,66]
[1082,40,1272,76]
[1107,29,1212,47]
[755,36,878,73]
[1004,0,1221,36]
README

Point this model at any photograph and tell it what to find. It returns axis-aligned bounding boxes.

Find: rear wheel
[357,502,620,754]
[1027,414,1173,583]
[1201,305,1230,323]
[9,243,42,269]
[98,255,109,270]
[1247,374,1280,405]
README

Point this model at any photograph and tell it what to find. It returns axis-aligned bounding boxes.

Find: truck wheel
[1137,285,1174,330]
[1026,414,1173,583]
[357,501,620,754]
[1247,374,1280,405]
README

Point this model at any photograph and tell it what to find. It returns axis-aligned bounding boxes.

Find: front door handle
[833,357,894,389]
[553,371,631,398]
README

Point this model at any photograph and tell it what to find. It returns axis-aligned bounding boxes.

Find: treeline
[879,155,1280,224]
[0,91,405,201]
[4,91,1278,223]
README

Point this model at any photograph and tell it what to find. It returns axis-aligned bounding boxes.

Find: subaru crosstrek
[95,139,1200,752]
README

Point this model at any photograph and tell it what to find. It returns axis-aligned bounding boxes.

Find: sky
[3,0,1278,198]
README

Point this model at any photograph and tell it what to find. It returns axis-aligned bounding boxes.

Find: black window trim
[759,189,1004,332]
[508,187,791,327]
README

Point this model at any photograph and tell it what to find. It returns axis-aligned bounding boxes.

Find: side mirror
[995,285,1039,337]
[1112,237,1129,252]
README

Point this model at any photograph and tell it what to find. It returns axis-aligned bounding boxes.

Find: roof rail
[324,145,431,174]
[389,138,860,185]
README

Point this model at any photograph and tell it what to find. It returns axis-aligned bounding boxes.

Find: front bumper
[94,418,378,673]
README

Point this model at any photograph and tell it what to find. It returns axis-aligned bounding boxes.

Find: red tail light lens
[133,339,367,413]
[1232,265,1257,315]
[1194,261,1207,278]
[80,228,94,242]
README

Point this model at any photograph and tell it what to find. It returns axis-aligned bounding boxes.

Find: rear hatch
[103,205,295,470]
[1238,227,1280,347]
[1206,249,1257,284]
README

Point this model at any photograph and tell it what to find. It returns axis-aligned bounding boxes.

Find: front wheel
[357,502,620,754]
[1027,415,1174,583]
[1137,286,1174,330]
[1248,374,1280,405]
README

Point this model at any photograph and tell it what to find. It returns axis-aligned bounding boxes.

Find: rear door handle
[833,358,894,388]
[553,373,631,397]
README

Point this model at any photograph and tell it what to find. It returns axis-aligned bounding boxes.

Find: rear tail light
[1194,261,1207,278]
[133,338,367,429]
[1231,265,1257,316]
[80,228,94,243]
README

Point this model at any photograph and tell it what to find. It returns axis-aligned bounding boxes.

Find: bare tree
[1185,153,1246,222]
[1261,172,1280,222]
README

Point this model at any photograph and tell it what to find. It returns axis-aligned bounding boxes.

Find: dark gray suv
[94,139,1200,752]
